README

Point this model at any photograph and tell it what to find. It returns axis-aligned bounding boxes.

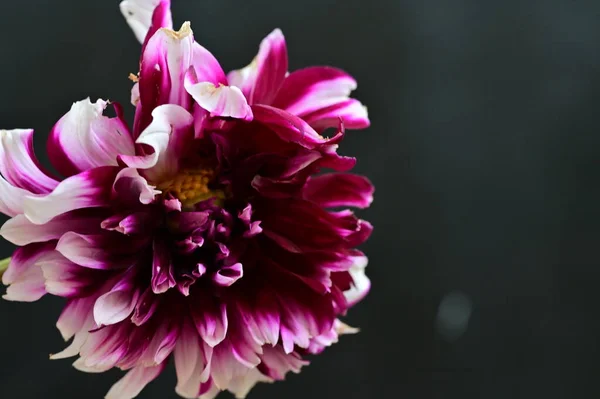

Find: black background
[1,0,599,398]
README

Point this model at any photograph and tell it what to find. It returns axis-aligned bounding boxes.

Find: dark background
[0,0,599,398]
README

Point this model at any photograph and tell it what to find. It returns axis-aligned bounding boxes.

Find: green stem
[0,257,10,277]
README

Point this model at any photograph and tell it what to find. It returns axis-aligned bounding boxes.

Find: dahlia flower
[0,0,373,397]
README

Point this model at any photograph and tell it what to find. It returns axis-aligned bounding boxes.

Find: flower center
[158,169,224,207]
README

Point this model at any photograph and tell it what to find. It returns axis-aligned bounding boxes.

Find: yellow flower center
[158,169,224,207]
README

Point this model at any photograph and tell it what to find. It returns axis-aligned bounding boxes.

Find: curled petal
[304,99,370,132]
[0,129,58,193]
[113,168,160,205]
[185,80,253,121]
[94,274,140,326]
[48,99,134,177]
[252,105,336,149]
[22,166,119,225]
[120,0,172,44]
[228,29,288,105]
[304,173,374,209]
[105,363,166,399]
[213,263,244,287]
[120,105,194,183]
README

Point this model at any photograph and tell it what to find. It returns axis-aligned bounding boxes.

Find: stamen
[159,169,224,207]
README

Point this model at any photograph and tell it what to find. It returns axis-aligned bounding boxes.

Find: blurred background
[0,0,599,398]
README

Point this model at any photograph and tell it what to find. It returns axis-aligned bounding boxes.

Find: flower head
[1,1,373,398]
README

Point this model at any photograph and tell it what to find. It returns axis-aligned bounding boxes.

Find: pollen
[158,169,223,207]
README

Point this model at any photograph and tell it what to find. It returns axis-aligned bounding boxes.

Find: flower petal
[227,29,288,105]
[213,263,244,287]
[135,22,194,134]
[0,174,29,217]
[94,275,140,326]
[175,320,213,398]
[344,255,371,306]
[41,255,104,298]
[0,129,58,193]
[1,211,104,246]
[151,239,175,294]
[185,80,253,121]
[105,363,166,399]
[48,99,134,177]
[56,232,137,270]
[120,105,194,183]
[303,99,370,132]
[22,166,119,225]
[113,168,160,205]
[191,296,228,347]
[304,173,374,209]
[120,0,172,44]
[2,243,55,302]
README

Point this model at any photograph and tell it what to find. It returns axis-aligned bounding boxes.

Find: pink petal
[175,321,213,398]
[120,0,172,44]
[105,363,166,399]
[1,211,104,246]
[56,232,135,270]
[258,346,308,380]
[303,98,370,132]
[191,298,228,347]
[94,275,140,326]
[120,105,193,183]
[55,296,96,341]
[213,263,244,287]
[227,29,288,105]
[47,99,134,177]
[22,166,119,225]
[185,80,253,121]
[0,129,58,193]
[2,243,55,302]
[41,255,103,298]
[304,173,374,209]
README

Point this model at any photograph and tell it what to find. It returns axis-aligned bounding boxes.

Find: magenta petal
[56,232,136,270]
[47,99,134,177]
[228,29,288,105]
[304,173,374,209]
[252,105,333,149]
[191,298,228,347]
[151,239,175,293]
[0,129,58,194]
[23,166,119,225]
[213,263,243,287]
